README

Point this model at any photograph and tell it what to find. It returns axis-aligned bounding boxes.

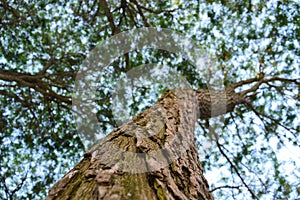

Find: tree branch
[129,0,150,27]
[0,69,72,105]
[137,4,177,14]
[100,0,120,34]
[209,128,259,199]
[210,184,242,193]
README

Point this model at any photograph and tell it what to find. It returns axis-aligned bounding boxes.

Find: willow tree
[0,0,299,199]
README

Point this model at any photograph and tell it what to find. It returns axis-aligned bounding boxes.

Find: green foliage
[0,0,299,199]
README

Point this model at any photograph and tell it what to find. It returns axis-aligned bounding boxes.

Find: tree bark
[46,87,244,200]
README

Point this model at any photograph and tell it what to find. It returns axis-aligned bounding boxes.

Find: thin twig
[210,185,242,193]
[210,128,259,199]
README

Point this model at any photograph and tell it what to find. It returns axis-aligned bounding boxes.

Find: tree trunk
[46,87,244,200]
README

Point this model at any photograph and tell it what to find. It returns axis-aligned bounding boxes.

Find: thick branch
[0,69,72,104]
[230,75,299,97]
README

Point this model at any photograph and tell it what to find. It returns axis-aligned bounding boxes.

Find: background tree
[0,0,299,199]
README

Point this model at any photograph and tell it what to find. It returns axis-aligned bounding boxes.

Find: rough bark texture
[47,87,244,200]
